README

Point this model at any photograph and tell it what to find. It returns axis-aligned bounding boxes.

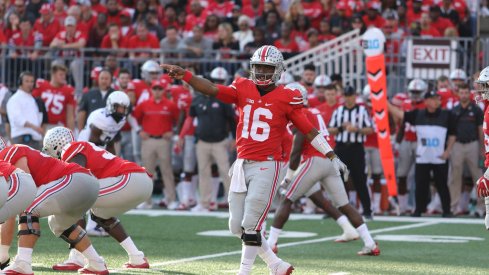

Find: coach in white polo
[6,71,46,149]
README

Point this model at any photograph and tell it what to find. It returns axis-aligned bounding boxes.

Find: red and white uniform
[130,79,152,105]
[53,30,86,57]
[61,141,153,218]
[0,160,37,223]
[401,99,425,142]
[0,145,98,236]
[301,108,330,160]
[32,80,75,126]
[483,107,489,168]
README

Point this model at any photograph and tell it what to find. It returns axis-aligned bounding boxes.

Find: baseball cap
[367,1,381,11]
[40,4,51,14]
[425,90,440,99]
[343,86,357,96]
[336,1,348,10]
[151,80,167,89]
[120,9,131,17]
[64,16,76,26]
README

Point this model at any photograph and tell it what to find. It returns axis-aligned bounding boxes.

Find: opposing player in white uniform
[78,91,132,236]
[162,45,349,275]
[474,66,489,229]
[268,83,379,256]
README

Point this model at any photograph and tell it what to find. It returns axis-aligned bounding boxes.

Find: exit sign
[406,39,457,79]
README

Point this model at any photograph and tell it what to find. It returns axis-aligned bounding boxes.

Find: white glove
[331,156,349,182]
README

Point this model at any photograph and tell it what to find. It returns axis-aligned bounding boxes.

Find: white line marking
[150,221,438,267]
[126,209,484,224]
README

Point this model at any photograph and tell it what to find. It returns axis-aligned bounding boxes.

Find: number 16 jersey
[215,77,314,161]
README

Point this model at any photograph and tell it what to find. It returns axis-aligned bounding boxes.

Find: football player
[131,60,163,106]
[161,45,349,275]
[43,127,153,270]
[0,142,107,275]
[268,83,379,256]
[474,66,489,229]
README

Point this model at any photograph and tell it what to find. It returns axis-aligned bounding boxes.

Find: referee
[328,86,374,218]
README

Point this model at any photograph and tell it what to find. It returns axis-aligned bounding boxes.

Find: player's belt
[458,139,477,144]
[149,135,164,139]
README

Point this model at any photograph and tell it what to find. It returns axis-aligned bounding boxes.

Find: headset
[18,71,35,87]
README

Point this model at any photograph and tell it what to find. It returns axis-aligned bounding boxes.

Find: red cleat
[52,262,83,271]
[123,257,149,269]
[357,243,380,256]
[77,267,109,274]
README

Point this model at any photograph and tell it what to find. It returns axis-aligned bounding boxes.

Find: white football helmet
[210,67,229,82]
[314,74,332,88]
[449,68,467,81]
[141,60,161,82]
[286,82,308,106]
[407,79,427,101]
[106,91,131,121]
[277,72,294,85]
[250,45,284,86]
[43,127,75,159]
[475,66,489,103]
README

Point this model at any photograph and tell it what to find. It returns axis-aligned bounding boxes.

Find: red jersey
[127,34,159,50]
[132,98,179,136]
[100,33,127,49]
[130,79,152,105]
[301,108,331,159]
[430,17,454,36]
[32,80,75,125]
[483,106,489,167]
[62,141,146,178]
[184,11,209,31]
[0,160,17,181]
[215,78,314,161]
[301,1,325,28]
[8,31,43,55]
[241,3,263,20]
[281,123,294,162]
[54,30,86,57]
[437,88,456,109]
[34,17,62,46]
[273,39,299,53]
[207,1,234,18]
[401,99,425,141]
[362,15,386,28]
[168,85,192,112]
[0,145,88,187]
[307,95,324,108]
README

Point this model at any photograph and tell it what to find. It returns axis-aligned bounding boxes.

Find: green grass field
[11,210,489,275]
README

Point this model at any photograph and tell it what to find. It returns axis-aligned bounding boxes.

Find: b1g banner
[362,28,398,196]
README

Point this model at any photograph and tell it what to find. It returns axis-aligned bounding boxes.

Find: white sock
[356,224,375,248]
[81,245,102,261]
[336,215,356,235]
[258,239,281,268]
[267,227,282,246]
[0,245,10,263]
[239,245,259,275]
[120,237,140,256]
[373,192,381,213]
[17,247,33,263]
[86,215,97,231]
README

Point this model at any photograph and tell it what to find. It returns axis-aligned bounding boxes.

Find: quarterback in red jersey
[0,143,107,275]
[43,127,153,271]
[161,45,348,275]
[32,63,76,130]
[474,66,489,230]
[268,83,379,256]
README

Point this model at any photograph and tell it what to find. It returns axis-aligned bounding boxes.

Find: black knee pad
[18,214,41,237]
[91,212,120,232]
[60,224,86,249]
[241,231,262,246]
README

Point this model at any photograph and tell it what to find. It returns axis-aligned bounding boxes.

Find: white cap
[64,16,76,26]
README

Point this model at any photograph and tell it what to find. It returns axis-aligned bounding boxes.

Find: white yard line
[150,221,438,268]
[126,209,484,224]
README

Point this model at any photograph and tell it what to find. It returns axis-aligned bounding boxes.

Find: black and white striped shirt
[329,104,372,144]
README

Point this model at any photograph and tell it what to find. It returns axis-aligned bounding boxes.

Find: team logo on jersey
[246,98,255,104]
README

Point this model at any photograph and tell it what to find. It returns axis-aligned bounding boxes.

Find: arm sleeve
[215,84,238,104]
[403,110,416,125]
[35,98,48,124]
[288,108,315,135]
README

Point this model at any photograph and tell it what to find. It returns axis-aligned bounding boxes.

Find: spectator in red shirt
[34,4,61,47]
[208,0,234,19]
[242,0,263,23]
[52,0,67,26]
[418,12,441,37]
[101,23,127,53]
[66,5,89,38]
[291,14,310,43]
[133,0,149,25]
[303,28,320,51]
[119,9,135,39]
[406,0,423,26]
[133,80,179,210]
[161,4,178,28]
[50,16,87,54]
[87,13,108,48]
[4,11,20,41]
[318,19,336,42]
[8,17,42,59]
[363,2,386,28]
[274,23,299,57]
[203,14,220,41]
[429,5,454,35]
[146,10,165,40]
[184,0,208,32]
[213,22,240,60]
[330,2,352,35]
[128,22,159,59]
[301,0,326,29]
[89,0,107,15]
[106,0,121,26]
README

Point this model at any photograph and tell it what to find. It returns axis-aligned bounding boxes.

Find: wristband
[310,134,333,156]
[182,70,193,82]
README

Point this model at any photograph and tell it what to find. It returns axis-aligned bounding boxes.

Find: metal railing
[0,34,485,97]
